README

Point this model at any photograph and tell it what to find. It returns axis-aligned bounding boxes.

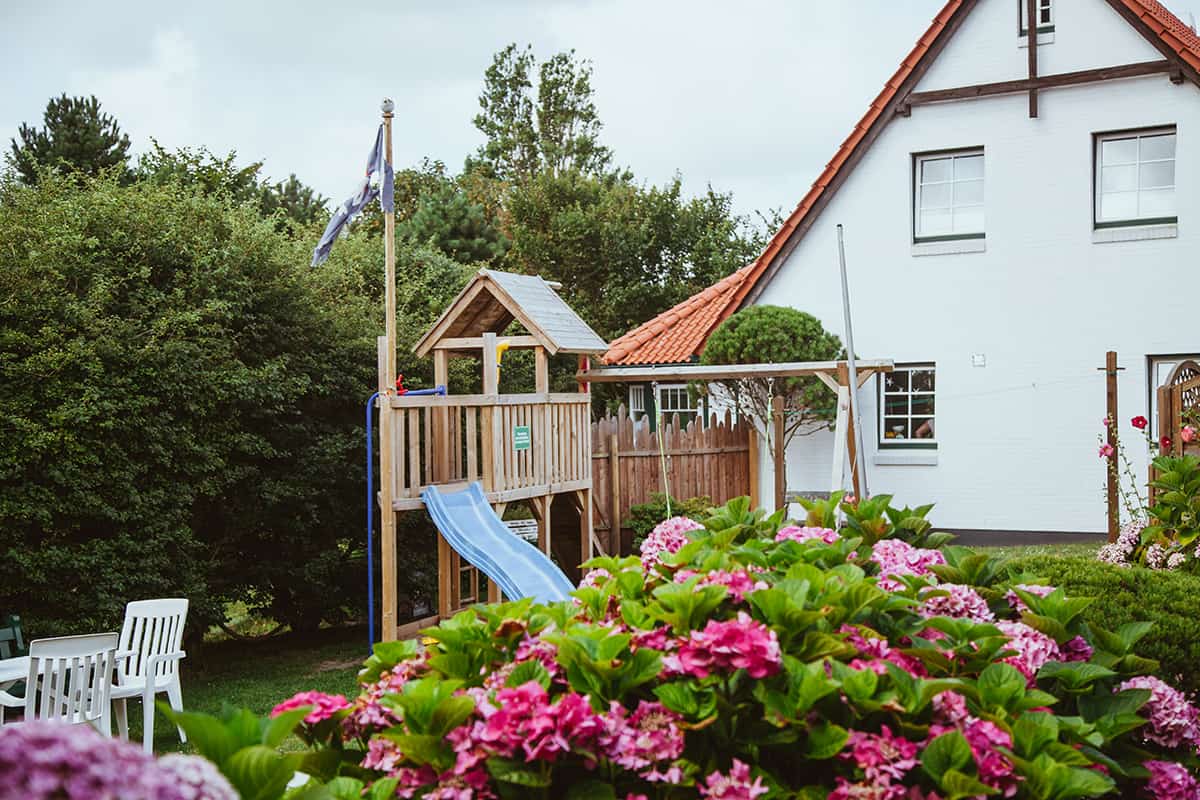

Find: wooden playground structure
[375,268,607,641]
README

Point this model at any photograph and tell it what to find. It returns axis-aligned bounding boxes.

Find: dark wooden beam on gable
[1101,0,1200,88]
[740,0,982,308]
[905,59,1176,105]
[1026,0,1039,117]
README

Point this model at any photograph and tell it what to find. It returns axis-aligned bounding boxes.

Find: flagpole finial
[381,97,395,115]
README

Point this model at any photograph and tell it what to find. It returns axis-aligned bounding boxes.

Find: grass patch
[969,542,1100,561]
[137,625,367,753]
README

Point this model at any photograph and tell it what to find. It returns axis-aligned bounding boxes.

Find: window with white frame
[913,150,985,242]
[1019,0,1053,35]
[628,385,646,418]
[1095,128,1177,228]
[880,364,936,448]
[657,384,702,427]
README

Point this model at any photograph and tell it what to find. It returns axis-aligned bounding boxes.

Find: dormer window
[1019,0,1053,35]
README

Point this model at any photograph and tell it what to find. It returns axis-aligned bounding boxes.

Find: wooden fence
[591,407,753,555]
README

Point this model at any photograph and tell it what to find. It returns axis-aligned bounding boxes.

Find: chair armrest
[144,651,186,671]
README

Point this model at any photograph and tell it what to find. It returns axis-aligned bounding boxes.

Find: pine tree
[9,94,131,184]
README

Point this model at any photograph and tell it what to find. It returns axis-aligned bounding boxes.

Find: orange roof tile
[602,264,755,365]
[606,0,1200,367]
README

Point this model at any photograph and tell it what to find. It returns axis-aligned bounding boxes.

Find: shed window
[658,384,701,427]
[1095,128,1176,228]
[628,385,646,418]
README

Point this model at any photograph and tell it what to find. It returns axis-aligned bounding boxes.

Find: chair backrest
[26,632,118,730]
[117,599,189,683]
[0,614,26,659]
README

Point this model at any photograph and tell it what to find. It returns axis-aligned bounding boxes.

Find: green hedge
[1006,555,1200,694]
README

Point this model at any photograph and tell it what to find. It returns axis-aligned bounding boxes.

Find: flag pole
[382,98,397,386]
[378,98,398,642]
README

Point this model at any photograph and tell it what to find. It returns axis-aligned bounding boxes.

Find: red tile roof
[602,264,755,365]
[604,0,1200,367]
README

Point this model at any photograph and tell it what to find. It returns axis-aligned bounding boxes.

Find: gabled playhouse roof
[602,0,1200,367]
[414,269,608,358]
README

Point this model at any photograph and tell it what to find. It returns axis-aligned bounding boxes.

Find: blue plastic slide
[421,482,575,604]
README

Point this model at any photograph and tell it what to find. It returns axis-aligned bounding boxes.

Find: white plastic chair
[111,599,188,752]
[24,632,119,733]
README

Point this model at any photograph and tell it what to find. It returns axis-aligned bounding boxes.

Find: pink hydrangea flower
[775,525,840,545]
[841,624,927,676]
[919,584,995,622]
[699,758,768,800]
[995,621,1061,682]
[640,516,705,569]
[828,778,910,799]
[603,700,685,777]
[1144,760,1200,800]
[361,736,404,773]
[869,539,946,591]
[675,568,769,603]
[579,567,612,588]
[963,717,1019,795]
[1120,676,1200,750]
[1062,636,1094,662]
[672,611,782,679]
[343,656,429,738]
[841,726,919,783]
[932,691,970,726]
[270,690,350,725]
[484,634,562,690]
[1005,584,1055,615]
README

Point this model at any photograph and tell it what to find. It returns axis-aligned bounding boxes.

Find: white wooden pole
[830,385,849,493]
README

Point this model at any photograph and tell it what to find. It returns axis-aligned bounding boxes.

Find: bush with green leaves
[0,170,467,637]
[626,493,713,550]
[1006,554,1200,696]
[254,496,1200,799]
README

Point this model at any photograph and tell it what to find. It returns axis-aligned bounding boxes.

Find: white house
[604,0,1200,534]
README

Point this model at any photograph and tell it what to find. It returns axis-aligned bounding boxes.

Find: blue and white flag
[311,124,395,266]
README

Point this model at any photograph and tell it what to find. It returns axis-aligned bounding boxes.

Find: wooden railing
[386,393,592,510]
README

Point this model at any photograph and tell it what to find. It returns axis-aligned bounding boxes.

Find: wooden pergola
[580,359,894,507]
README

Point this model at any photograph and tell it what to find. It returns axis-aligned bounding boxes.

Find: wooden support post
[609,431,621,554]
[748,427,760,508]
[483,332,503,492]
[432,349,454,619]
[830,384,850,494]
[1026,0,1039,117]
[1104,350,1120,542]
[578,355,590,393]
[377,336,398,641]
[837,364,863,499]
[772,395,786,512]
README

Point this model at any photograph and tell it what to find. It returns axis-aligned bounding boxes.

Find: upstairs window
[880,364,937,449]
[913,149,985,242]
[1095,128,1176,228]
[1019,0,1053,35]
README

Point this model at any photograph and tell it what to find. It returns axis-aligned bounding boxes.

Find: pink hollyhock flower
[919,584,995,622]
[775,525,840,545]
[270,690,350,725]
[869,539,946,591]
[841,726,919,783]
[1183,426,1197,444]
[699,758,768,800]
[1120,676,1200,750]
[641,516,705,569]
[675,611,781,679]
[1098,443,1115,459]
[1144,760,1200,800]
[995,621,1061,683]
[1005,583,1055,615]
[676,568,769,603]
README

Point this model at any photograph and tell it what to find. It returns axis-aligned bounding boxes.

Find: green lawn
[139,626,367,753]
[969,542,1101,561]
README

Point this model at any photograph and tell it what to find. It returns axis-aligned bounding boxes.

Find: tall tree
[259,174,329,228]
[9,94,131,184]
[471,45,611,183]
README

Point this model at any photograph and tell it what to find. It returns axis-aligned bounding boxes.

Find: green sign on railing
[513,425,531,452]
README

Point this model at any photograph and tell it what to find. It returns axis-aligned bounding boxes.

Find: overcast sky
[4,1,1199,223]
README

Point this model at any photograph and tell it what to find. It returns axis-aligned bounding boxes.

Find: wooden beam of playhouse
[580,360,895,384]
[389,392,590,408]
[432,335,541,351]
